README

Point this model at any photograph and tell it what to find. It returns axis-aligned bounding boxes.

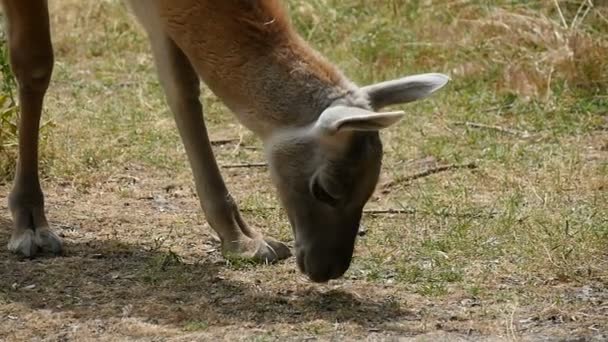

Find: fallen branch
[241,206,417,215]
[221,162,268,169]
[364,207,497,219]
[382,161,477,190]
[451,121,531,138]
[210,138,240,146]
[242,207,416,215]
[363,208,416,215]
[239,205,496,218]
[240,207,278,213]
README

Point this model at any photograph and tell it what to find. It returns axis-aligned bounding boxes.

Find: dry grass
[433,1,608,100]
[1,0,607,340]
[0,23,18,180]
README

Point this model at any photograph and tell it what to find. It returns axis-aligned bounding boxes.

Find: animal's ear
[314,105,405,135]
[361,73,449,109]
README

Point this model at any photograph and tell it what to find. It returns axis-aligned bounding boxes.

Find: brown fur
[159,0,340,81]
[158,0,348,134]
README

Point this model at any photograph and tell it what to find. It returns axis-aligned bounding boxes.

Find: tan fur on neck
[158,0,350,136]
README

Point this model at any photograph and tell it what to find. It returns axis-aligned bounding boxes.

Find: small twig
[552,0,568,29]
[382,161,477,190]
[232,126,246,155]
[221,162,267,169]
[481,103,515,115]
[596,6,608,27]
[545,66,555,103]
[363,208,416,215]
[210,138,240,146]
[571,0,593,30]
[451,121,531,138]
[240,206,277,212]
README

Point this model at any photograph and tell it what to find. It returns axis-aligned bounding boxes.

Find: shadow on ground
[0,217,411,330]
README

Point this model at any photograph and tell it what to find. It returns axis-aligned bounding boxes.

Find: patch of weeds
[153,249,183,269]
[355,243,465,297]
[0,95,18,180]
[223,254,263,271]
[493,289,517,304]
[419,136,464,163]
[0,15,54,181]
[439,269,464,283]
[466,285,483,298]
[139,249,184,284]
[0,288,9,304]
[302,321,333,336]
[416,283,448,297]
[250,332,278,342]
[395,262,464,292]
[182,320,208,332]
[395,265,424,283]
[496,191,527,231]
[0,20,18,180]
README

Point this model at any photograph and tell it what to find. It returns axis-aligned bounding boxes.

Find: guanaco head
[266,73,449,282]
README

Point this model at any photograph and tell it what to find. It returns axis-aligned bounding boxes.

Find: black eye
[310,178,339,207]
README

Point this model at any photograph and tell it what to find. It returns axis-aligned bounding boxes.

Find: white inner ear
[315,105,405,135]
[362,73,450,109]
[332,111,405,132]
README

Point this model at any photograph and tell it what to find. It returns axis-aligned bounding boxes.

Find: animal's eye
[310,177,339,207]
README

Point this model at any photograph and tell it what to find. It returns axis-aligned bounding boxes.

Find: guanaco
[2,0,448,282]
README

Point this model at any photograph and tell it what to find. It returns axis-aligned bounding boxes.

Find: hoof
[223,236,292,264]
[259,237,292,262]
[8,227,63,257]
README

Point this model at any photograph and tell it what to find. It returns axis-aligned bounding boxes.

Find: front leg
[134,15,290,262]
[3,0,62,257]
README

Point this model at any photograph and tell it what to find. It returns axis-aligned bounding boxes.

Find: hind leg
[2,0,62,256]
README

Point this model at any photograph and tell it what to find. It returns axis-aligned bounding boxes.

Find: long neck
[159,0,368,138]
[220,30,371,139]
[249,38,364,133]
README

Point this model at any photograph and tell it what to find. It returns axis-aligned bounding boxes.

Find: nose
[296,248,350,283]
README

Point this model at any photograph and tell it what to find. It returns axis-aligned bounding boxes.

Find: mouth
[295,248,350,283]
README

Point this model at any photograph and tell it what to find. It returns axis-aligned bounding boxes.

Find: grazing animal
[2,0,448,282]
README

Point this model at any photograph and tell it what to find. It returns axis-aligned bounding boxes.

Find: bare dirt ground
[1,167,606,341]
